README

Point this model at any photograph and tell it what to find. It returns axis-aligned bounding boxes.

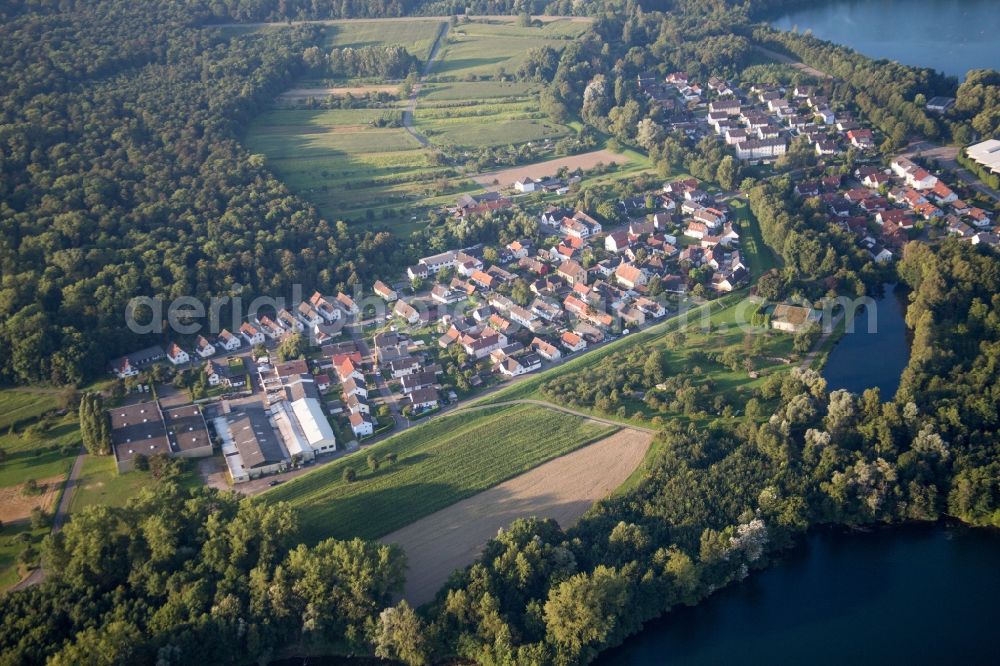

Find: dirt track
[210,15,593,28]
[472,149,631,189]
[380,428,652,606]
[279,85,400,99]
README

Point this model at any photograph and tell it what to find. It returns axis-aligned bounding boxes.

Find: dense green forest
[0,486,406,664]
[0,1,408,385]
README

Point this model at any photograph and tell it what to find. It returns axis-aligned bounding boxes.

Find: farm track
[452,399,657,434]
[12,447,86,591]
[402,22,450,147]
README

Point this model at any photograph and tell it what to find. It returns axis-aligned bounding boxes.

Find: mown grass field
[0,389,79,489]
[263,404,616,543]
[730,198,779,276]
[431,19,587,80]
[321,20,445,61]
[68,454,201,513]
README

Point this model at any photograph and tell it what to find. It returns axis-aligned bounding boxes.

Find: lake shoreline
[596,519,1000,664]
[769,0,1000,80]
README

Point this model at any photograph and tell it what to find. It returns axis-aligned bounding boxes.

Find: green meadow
[430,19,588,80]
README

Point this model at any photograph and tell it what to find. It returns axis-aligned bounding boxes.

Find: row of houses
[110,290,361,379]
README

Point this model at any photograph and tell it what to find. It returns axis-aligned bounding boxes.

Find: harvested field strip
[278,85,401,99]
[263,404,616,543]
[419,81,540,101]
[471,148,632,186]
[382,428,653,606]
[0,475,66,523]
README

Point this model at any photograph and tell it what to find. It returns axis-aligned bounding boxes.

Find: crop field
[414,84,571,149]
[262,404,616,543]
[242,18,587,233]
[472,148,633,187]
[244,108,463,227]
[383,428,652,606]
[431,19,588,80]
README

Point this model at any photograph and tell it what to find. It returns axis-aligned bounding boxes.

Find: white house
[240,322,265,346]
[341,377,368,399]
[346,393,370,415]
[393,300,420,325]
[514,177,537,193]
[297,302,323,328]
[735,138,787,161]
[217,329,241,352]
[499,353,542,377]
[166,343,189,366]
[309,292,342,322]
[336,293,359,315]
[560,331,587,352]
[374,280,397,302]
[389,356,421,379]
[349,412,374,437]
[195,336,216,358]
[114,358,140,379]
[277,308,304,332]
[605,231,630,253]
[205,359,224,386]
[530,337,562,361]
[408,387,440,411]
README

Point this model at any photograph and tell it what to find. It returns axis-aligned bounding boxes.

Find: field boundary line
[451,399,655,435]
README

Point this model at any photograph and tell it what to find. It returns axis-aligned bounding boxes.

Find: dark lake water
[821,286,910,399]
[772,0,1000,79]
[597,523,1000,665]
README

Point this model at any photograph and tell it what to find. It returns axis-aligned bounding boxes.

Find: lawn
[262,403,616,543]
[730,198,779,276]
[68,454,202,512]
